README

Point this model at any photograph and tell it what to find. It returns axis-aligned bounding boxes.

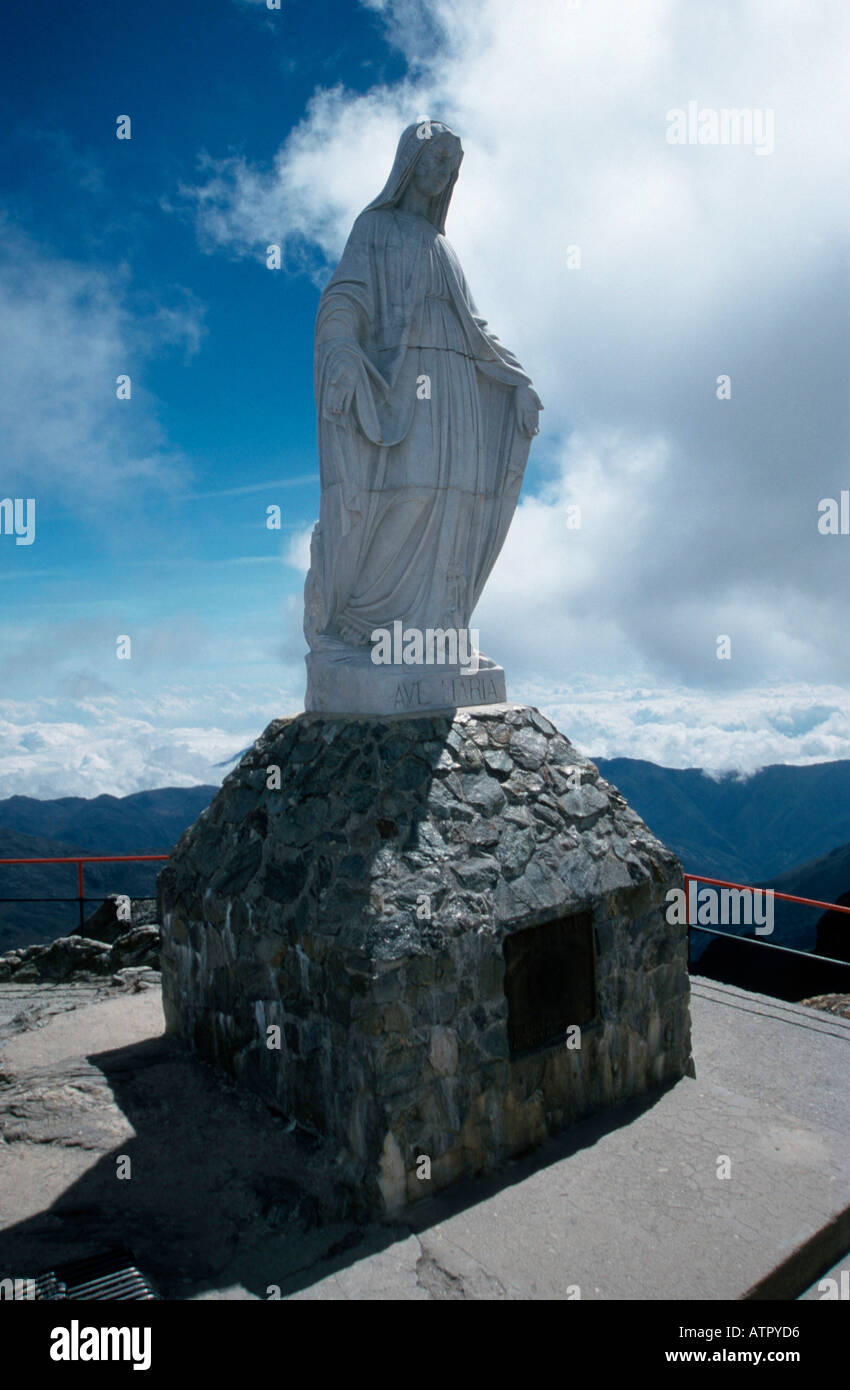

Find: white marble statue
[304,120,542,714]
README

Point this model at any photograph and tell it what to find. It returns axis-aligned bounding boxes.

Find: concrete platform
[1,975,848,1300]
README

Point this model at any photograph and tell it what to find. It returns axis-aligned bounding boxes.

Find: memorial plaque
[504,912,597,1055]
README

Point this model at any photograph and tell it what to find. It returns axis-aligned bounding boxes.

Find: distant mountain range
[1,759,849,996]
[594,756,850,883]
[759,842,850,954]
[0,788,216,952]
[695,843,850,1002]
[595,757,850,996]
[0,787,219,854]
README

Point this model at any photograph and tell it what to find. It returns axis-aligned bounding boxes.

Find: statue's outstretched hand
[514,383,543,437]
[324,362,358,419]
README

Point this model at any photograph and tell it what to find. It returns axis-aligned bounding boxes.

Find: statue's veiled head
[364,119,463,233]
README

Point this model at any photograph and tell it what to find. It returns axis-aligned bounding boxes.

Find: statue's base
[159,705,693,1217]
[305,643,505,715]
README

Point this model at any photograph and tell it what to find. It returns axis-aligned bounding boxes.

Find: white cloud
[0,222,204,512]
[524,680,850,776]
[179,474,318,501]
[0,684,301,799]
[3,679,850,798]
[285,524,313,572]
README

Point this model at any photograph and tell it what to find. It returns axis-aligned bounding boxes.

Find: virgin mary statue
[303,120,542,713]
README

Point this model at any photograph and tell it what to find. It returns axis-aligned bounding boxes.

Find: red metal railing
[0,855,169,929]
[683,872,850,917]
[683,872,850,968]
[0,860,847,956]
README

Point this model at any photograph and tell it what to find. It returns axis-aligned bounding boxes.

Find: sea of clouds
[4,677,850,799]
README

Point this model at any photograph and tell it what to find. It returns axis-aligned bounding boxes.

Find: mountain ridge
[595,755,850,882]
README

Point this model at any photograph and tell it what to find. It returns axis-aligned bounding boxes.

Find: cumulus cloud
[285,524,313,572]
[0,222,205,513]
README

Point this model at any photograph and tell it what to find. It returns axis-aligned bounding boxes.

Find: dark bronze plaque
[503,912,596,1055]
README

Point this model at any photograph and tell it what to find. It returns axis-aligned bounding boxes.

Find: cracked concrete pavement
[1,975,849,1300]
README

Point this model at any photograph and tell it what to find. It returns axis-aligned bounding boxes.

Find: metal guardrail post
[0,854,170,934]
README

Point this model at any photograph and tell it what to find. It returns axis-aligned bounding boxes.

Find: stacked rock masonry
[159,705,692,1215]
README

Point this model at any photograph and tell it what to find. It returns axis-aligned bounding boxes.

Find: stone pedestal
[305,641,506,715]
[158,705,692,1215]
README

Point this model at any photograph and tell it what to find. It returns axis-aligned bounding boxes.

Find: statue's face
[411,136,461,197]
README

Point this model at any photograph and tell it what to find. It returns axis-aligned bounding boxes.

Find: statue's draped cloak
[305,189,536,648]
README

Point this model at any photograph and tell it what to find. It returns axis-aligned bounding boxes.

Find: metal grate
[33,1248,159,1301]
[504,911,597,1055]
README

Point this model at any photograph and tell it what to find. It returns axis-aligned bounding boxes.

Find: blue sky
[2,0,405,677]
[2,0,850,796]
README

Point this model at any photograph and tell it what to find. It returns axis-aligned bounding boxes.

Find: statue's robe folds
[305,207,536,648]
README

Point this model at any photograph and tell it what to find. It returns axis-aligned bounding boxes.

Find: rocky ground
[799,993,850,1020]
[0,896,160,985]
